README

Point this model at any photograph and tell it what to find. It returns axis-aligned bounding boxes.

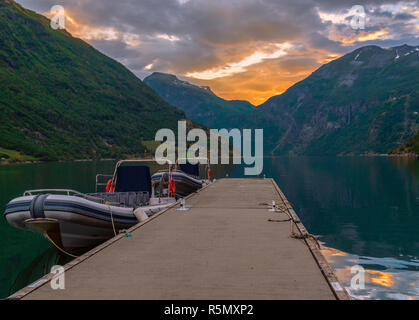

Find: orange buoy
[106,179,114,193]
[168,177,176,195]
[168,169,176,196]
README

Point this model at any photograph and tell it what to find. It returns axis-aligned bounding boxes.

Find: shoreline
[0,158,117,166]
[0,157,160,166]
[1,153,417,166]
[387,153,419,158]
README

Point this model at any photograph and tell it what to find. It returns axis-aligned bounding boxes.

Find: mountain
[0,0,185,161]
[255,44,419,155]
[144,45,418,155]
[144,72,254,129]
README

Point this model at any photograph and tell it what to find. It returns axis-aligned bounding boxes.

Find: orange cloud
[186,43,293,80]
[188,68,310,105]
[326,25,391,46]
[41,9,343,105]
[357,30,389,42]
[43,10,134,43]
[187,48,340,105]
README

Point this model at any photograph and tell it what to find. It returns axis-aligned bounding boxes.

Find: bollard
[269,200,276,212]
[177,198,190,211]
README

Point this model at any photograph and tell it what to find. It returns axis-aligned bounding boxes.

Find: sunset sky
[19,0,419,105]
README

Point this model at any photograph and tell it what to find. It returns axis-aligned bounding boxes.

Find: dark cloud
[16,0,419,102]
[393,12,417,20]
[313,0,399,11]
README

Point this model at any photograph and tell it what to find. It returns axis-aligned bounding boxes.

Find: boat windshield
[114,165,152,194]
[179,163,200,177]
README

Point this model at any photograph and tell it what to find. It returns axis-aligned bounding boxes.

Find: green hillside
[144,72,254,129]
[0,0,185,161]
[390,131,419,155]
[255,44,419,155]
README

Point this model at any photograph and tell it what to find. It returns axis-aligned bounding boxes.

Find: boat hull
[4,194,174,251]
[151,171,204,197]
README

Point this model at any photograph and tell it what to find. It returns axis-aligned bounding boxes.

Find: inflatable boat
[151,162,210,197]
[4,161,175,253]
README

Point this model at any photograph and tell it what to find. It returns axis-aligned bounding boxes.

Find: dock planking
[10,178,350,300]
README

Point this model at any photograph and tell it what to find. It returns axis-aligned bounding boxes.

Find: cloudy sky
[18,0,419,104]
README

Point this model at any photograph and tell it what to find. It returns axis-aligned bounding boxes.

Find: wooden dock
[9,178,350,300]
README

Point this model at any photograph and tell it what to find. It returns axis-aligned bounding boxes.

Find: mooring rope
[264,200,321,249]
[158,173,165,199]
[268,218,292,222]
[44,202,125,259]
[106,202,117,237]
[259,202,288,213]
[44,233,79,258]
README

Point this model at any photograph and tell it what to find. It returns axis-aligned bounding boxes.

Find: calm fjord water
[1,158,418,299]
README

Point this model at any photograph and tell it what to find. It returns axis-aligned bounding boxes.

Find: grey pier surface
[11,178,350,300]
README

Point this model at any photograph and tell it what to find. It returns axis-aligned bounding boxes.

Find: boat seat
[89,192,149,208]
[118,192,148,207]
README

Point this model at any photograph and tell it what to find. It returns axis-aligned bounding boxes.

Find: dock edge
[270,178,351,300]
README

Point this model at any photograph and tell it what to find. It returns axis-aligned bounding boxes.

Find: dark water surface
[1,158,418,299]
[0,161,118,298]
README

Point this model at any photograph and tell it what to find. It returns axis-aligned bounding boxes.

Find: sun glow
[357,30,389,42]
[186,43,292,80]
[156,34,180,42]
[144,63,154,70]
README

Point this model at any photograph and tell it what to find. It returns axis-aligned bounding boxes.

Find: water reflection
[8,248,71,296]
[322,245,418,300]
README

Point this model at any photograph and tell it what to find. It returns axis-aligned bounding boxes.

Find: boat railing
[95,174,113,192]
[23,189,106,203]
